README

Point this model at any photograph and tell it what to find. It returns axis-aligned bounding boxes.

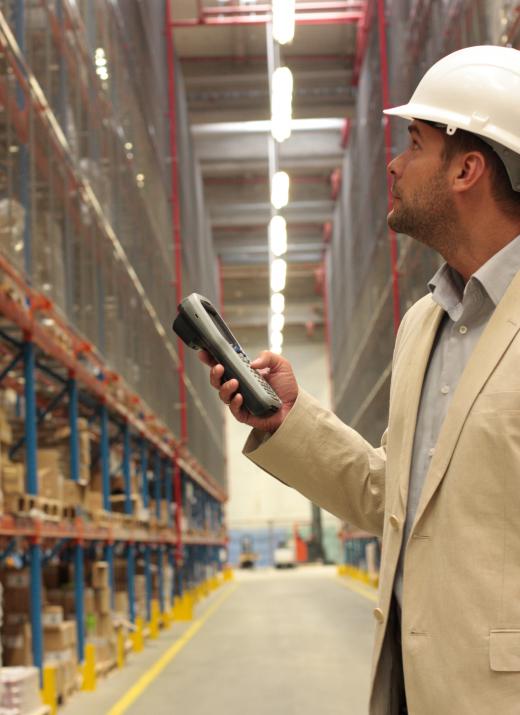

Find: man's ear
[452,152,487,193]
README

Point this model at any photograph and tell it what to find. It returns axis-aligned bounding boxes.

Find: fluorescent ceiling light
[271,292,285,314]
[272,0,296,45]
[271,171,290,209]
[271,346,282,355]
[271,67,293,143]
[269,215,287,257]
[270,329,284,348]
[270,258,287,292]
[271,313,285,333]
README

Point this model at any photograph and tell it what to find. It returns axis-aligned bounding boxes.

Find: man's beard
[387,170,458,259]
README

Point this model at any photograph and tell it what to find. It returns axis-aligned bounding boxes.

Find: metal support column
[154,452,161,519]
[127,544,136,623]
[144,545,152,622]
[100,404,110,511]
[74,541,85,662]
[123,422,132,515]
[24,338,42,673]
[168,546,175,609]
[105,542,115,610]
[140,438,149,509]
[157,545,165,614]
[68,376,80,483]
[29,542,43,676]
[165,459,173,528]
[24,341,38,495]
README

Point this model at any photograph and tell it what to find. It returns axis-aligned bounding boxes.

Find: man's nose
[387,154,400,177]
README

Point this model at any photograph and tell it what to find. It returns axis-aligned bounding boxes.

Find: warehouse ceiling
[171,1,361,347]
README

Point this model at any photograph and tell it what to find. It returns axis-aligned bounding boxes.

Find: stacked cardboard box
[1,571,43,668]
[10,417,92,493]
[0,666,42,715]
[134,575,146,621]
[87,563,115,667]
[42,608,78,701]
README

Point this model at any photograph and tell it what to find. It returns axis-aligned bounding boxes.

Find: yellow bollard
[81,643,97,692]
[132,617,144,653]
[176,592,193,621]
[223,566,234,581]
[42,665,58,715]
[162,607,171,628]
[117,628,125,669]
[172,595,182,620]
[150,600,160,639]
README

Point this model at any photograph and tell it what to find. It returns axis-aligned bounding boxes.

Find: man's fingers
[219,378,238,405]
[229,393,246,421]
[209,364,225,389]
[250,350,282,371]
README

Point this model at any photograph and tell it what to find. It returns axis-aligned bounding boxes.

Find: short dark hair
[439,127,520,219]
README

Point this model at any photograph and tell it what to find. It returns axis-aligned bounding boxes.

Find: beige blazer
[244,270,520,715]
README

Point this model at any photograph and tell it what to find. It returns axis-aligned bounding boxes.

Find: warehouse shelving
[326,0,520,449]
[0,0,229,699]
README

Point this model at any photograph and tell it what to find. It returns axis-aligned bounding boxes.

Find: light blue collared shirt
[394,234,520,608]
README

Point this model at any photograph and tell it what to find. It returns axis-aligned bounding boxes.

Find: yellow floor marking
[334,576,378,603]
[107,584,239,715]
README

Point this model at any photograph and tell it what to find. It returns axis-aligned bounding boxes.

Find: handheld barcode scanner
[172,293,282,417]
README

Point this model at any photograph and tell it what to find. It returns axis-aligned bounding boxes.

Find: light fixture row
[268,1,296,354]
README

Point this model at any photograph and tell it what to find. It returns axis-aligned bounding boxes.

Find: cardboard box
[134,575,146,598]
[1,461,25,494]
[0,665,42,712]
[94,587,110,615]
[63,479,83,505]
[113,591,128,615]
[84,491,103,512]
[3,569,30,589]
[92,562,109,590]
[84,588,95,615]
[0,405,13,445]
[44,620,76,651]
[80,462,90,485]
[42,605,64,627]
[95,614,114,639]
[43,564,61,589]
[4,587,32,614]
[2,622,32,666]
[39,467,63,500]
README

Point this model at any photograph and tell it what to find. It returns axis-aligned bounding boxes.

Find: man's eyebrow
[407,124,421,138]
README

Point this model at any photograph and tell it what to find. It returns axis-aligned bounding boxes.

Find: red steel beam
[171,12,363,27]
[352,0,373,85]
[203,2,363,12]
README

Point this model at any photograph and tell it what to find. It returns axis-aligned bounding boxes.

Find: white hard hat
[384,45,520,192]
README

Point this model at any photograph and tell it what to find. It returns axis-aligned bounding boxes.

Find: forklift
[239,535,258,569]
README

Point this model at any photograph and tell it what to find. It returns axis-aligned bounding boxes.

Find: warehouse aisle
[62,565,375,715]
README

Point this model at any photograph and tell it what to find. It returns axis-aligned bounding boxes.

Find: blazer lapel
[397,301,444,513]
[412,269,520,530]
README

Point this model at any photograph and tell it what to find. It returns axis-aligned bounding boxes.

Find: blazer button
[389,514,400,530]
[373,607,384,623]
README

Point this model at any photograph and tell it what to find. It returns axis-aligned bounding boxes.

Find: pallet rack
[0,0,228,690]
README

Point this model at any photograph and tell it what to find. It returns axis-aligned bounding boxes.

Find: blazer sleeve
[243,389,387,537]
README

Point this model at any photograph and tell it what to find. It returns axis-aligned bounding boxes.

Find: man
[200,46,520,714]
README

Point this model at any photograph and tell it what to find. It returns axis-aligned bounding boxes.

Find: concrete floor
[61,565,375,715]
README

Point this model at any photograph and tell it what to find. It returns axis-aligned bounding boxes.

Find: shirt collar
[428,233,520,312]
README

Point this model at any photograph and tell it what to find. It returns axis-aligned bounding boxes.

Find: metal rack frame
[0,0,229,679]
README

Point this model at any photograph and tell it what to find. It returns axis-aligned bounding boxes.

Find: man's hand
[198,349,298,434]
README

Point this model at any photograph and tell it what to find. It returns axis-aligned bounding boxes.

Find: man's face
[387,121,457,252]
